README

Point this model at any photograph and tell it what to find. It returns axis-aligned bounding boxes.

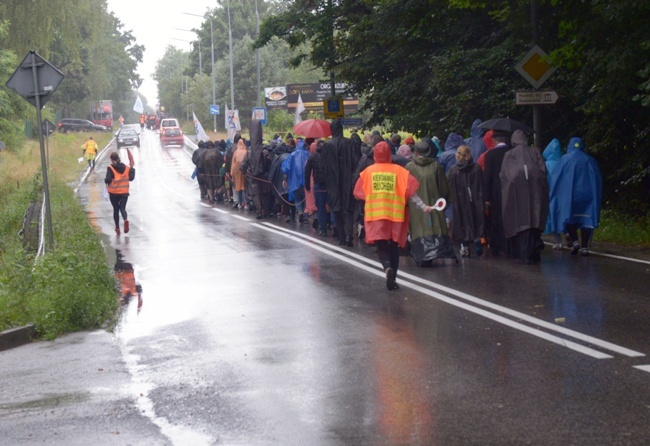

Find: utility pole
[183,12,217,132]
[227,0,235,110]
[255,0,261,106]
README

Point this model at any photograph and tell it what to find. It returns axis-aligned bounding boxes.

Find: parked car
[160,127,184,147]
[159,118,180,138]
[116,128,140,148]
[57,118,107,133]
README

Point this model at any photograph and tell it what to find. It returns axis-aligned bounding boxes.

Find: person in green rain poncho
[405,141,458,266]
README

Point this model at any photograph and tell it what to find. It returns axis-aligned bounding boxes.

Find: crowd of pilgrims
[191,118,602,289]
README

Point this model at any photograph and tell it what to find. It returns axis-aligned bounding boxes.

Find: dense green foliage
[0,133,119,339]
[0,0,144,127]
[255,0,650,215]
[0,177,118,339]
[154,1,324,132]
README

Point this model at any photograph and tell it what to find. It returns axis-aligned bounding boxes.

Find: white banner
[133,95,144,114]
[225,105,240,141]
[294,93,305,125]
[193,112,210,142]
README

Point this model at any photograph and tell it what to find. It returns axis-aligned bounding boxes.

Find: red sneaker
[124,220,129,234]
[115,227,121,235]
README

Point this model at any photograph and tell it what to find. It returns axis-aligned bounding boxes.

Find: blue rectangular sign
[210,104,220,115]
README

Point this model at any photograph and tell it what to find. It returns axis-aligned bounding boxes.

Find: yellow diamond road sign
[515,45,557,89]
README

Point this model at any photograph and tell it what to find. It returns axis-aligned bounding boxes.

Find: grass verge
[593,209,650,248]
[0,132,119,339]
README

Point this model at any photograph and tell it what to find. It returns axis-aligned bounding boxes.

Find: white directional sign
[515,90,559,106]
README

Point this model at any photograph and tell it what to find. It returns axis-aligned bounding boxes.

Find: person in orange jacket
[105,151,136,235]
[353,141,436,290]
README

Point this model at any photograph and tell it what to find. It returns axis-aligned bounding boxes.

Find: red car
[160,126,184,147]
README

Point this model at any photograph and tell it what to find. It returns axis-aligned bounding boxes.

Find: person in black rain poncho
[319,118,361,246]
[500,130,549,264]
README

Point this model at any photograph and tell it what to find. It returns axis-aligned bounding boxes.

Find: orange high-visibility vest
[360,163,409,222]
[107,165,130,195]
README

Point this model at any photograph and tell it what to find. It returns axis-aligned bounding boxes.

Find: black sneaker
[385,268,399,290]
[571,242,580,255]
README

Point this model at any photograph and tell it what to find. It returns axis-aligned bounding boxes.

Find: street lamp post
[226,0,235,110]
[255,0,261,107]
[175,28,202,73]
[184,11,217,132]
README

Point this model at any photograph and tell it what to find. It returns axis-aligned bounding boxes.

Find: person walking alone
[105,151,135,235]
[82,136,98,171]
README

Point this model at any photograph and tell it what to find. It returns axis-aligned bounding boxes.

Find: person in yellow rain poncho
[82,136,98,171]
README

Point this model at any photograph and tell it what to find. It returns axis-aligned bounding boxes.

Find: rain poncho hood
[463,119,487,162]
[373,141,392,163]
[439,132,464,173]
[548,137,602,232]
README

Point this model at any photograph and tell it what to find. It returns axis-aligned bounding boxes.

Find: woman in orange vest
[354,141,435,290]
[104,151,136,235]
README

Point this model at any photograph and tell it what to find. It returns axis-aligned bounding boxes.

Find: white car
[159,118,180,138]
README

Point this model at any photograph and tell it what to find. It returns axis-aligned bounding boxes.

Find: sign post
[515,45,557,148]
[6,51,64,251]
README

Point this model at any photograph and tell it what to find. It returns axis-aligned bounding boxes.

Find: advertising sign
[264,87,288,110]
[286,83,359,114]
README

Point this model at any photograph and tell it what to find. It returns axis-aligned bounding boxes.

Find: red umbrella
[293,119,332,138]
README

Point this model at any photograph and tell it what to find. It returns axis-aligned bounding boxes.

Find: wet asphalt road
[1,126,649,445]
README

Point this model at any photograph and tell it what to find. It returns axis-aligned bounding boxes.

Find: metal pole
[198,39,202,74]
[30,52,54,250]
[227,0,235,110]
[531,0,541,148]
[255,0,261,107]
[210,18,216,133]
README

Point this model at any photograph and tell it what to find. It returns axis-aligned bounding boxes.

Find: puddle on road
[114,249,142,312]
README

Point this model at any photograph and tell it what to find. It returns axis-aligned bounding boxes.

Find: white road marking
[231,215,251,222]
[262,222,645,358]
[543,242,650,265]
[633,365,650,373]
[253,223,613,359]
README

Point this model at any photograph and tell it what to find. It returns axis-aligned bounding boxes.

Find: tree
[0,20,30,151]
[256,0,650,215]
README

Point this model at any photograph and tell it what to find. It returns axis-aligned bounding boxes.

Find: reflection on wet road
[74,126,650,445]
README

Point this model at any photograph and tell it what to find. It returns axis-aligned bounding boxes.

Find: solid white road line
[543,241,650,265]
[633,365,650,373]
[262,222,645,359]
[253,223,612,360]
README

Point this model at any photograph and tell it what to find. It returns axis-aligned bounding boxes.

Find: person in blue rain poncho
[542,138,564,249]
[463,119,487,163]
[281,138,311,223]
[548,137,602,256]
[438,132,465,174]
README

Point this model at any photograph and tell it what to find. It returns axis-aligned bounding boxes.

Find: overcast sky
[106,0,216,105]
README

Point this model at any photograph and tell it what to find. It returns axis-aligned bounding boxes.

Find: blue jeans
[314,183,335,231]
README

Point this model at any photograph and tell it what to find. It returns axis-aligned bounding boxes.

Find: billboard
[286,83,359,115]
[264,87,288,110]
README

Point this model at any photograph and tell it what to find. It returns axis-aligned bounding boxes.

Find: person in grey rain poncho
[500,130,549,264]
